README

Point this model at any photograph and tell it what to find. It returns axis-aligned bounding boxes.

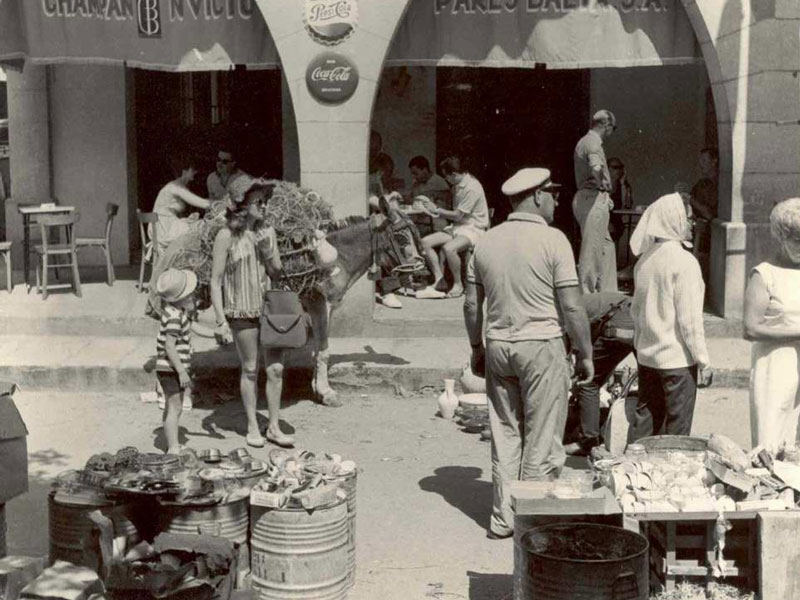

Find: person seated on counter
[418,156,490,299]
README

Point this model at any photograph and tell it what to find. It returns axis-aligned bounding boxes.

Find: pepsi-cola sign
[304,0,358,45]
[306,52,359,104]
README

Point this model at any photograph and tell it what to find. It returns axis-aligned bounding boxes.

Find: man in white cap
[464,167,594,539]
[573,110,618,293]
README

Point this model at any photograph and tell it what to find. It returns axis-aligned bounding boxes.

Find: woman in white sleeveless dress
[744,198,800,453]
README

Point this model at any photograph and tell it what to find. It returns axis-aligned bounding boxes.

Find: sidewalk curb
[0,363,749,394]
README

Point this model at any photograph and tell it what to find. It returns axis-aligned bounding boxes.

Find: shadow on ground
[467,570,513,600]
[329,345,409,367]
[418,466,492,531]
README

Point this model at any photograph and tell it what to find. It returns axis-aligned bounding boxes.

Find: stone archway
[257,0,754,322]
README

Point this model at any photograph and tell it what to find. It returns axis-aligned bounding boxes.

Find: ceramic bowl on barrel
[199,448,222,463]
[229,448,250,462]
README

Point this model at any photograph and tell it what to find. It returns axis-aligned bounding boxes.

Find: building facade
[2,0,799,327]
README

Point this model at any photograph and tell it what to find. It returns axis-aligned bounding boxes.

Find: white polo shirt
[453,173,490,230]
[468,213,579,342]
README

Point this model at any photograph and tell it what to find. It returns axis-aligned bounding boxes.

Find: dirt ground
[6,385,751,600]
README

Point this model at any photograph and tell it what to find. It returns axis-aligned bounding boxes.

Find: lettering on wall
[432,0,667,14]
[304,0,358,46]
[39,0,254,22]
[306,52,359,104]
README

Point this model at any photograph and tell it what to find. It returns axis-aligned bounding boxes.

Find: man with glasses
[207,148,249,201]
[573,109,618,293]
[464,168,593,539]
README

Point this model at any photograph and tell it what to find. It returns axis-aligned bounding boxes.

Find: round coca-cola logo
[304,0,358,46]
[306,52,359,104]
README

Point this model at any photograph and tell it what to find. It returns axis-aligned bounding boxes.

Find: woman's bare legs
[231,324,262,441]
[264,347,295,447]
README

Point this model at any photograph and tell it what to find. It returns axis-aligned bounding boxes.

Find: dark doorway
[436,67,589,241]
[130,67,283,255]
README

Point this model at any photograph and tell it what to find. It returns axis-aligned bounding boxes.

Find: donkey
[148,196,425,407]
[304,200,426,406]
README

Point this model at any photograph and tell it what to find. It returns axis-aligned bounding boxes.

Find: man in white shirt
[207,148,248,201]
[464,167,593,539]
[420,156,490,299]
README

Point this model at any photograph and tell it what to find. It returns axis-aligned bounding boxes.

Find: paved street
[6,385,751,600]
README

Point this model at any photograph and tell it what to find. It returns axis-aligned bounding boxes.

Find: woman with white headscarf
[744,198,800,454]
[627,193,712,442]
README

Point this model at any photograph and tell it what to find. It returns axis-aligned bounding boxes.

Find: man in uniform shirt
[464,167,594,539]
[207,148,248,201]
[573,110,618,293]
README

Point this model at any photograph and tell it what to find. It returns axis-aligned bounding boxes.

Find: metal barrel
[335,472,357,589]
[158,495,250,568]
[520,523,648,600]
[48,492,140,567]
[250,498,348,600]
[0,503,6,559]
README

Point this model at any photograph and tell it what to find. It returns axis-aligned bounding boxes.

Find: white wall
[49,64,129,265]
[371,67,437,193]
[591,64,710,208]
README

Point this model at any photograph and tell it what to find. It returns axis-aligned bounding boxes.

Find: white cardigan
[632,241,710,370]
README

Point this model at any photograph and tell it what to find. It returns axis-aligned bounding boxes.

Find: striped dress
[155,304,192,373]
[223,228,276,319]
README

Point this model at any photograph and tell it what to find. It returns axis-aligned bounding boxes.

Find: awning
[0,0,280,71]
[386,0,702,69]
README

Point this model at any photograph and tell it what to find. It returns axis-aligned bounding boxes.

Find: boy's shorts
[156,371,183,397]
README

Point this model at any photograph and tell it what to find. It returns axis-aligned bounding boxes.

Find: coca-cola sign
[306,52,359,104]
[304,0,358,46]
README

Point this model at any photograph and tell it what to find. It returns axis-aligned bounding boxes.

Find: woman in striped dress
[209,177,294,448]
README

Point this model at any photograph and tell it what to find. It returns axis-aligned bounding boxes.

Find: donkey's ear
[370,213,389,232]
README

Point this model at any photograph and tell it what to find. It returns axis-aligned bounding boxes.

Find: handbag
[260,286,310,349]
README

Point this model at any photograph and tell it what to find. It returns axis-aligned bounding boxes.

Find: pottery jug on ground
[438,379,459,419]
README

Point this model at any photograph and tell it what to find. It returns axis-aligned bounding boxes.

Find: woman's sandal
[266,431,295,449]
[246,433,265,448]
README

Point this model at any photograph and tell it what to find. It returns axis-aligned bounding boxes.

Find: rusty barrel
[335,471,357,589]
[48,492,139,567]
[520,523,648,600]
[250,498,348,600]
[158,494,250,568]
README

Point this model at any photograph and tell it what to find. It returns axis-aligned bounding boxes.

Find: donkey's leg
[310,297,342,407]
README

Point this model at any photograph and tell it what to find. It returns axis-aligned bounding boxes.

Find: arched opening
[369,0,730,319]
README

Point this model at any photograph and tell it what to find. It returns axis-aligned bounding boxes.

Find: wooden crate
[641,514,758,594]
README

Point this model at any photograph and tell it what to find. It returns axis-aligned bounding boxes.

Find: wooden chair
[137,210,159,293]
[75,203,119,285]
[34,212,82,300]
[0,241,11,292]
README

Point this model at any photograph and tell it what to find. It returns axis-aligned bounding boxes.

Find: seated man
[407,155,451,238]
[419,156,490,298]
[207,147,248,201]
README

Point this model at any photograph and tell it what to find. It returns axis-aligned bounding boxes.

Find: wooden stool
[0,241,12,292]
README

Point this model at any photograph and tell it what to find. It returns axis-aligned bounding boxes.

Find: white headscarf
[629,193,691,257]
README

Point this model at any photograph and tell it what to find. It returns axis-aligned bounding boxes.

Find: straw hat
[156,269,198,303]
[229,175,270,207]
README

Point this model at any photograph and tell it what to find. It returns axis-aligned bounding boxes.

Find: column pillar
[5,64,51,269]
[254,0,412,334]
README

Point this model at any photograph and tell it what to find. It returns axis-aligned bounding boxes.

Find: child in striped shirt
[154,268,205,455]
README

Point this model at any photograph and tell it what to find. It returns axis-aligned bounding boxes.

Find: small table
[613,209,644,264]
[18,204,76,292]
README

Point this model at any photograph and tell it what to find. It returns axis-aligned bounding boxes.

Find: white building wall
[49,64,130,266]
